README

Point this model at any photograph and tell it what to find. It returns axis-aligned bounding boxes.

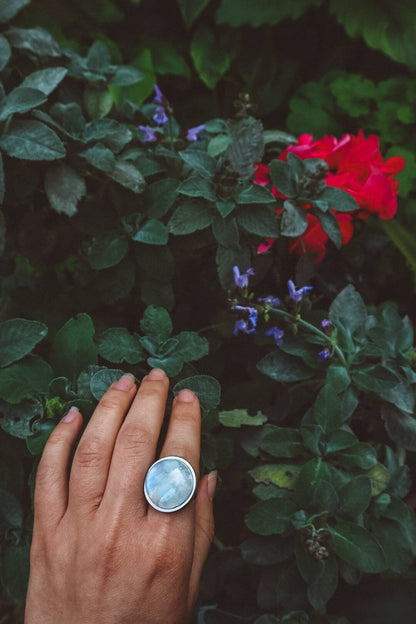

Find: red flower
[253,131,405,263]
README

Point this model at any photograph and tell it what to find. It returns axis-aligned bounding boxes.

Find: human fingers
[146,389,201,524]
[68,374,136,513]
[188,472,216,610]
[101,368,169,517]
[34,407,83,528]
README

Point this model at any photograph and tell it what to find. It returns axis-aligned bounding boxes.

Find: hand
[25,369,216,624]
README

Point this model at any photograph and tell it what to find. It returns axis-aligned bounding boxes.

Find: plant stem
[270,308,347,366]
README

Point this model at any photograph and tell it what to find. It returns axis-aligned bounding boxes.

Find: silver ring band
[144,455,197,513]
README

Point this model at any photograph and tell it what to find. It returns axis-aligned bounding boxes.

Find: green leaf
[147,353,183,377]
[0,398,42,438]
[212,216,239,248]
[382,218,416,272]
[26,420,55,455]
[0,540,30,604]
[84,85,113,119]
[0,87,47,121]
[295,458,331,507]
[237,185,276,204]
[329,0,416,68]
[87,231,128,270]
[367,463,390,496]
[225,117,264,180]
[173,375,221,411]
[0,318,48,367]
[175,331,209,362]
[0,34,11,70]
[334,443,378,469]
[180,150,215,177]
[207,134,232,158]
[328,521,386,573]
[237,205,280,237]
[325,429,357,454]
[90,367,126,401]
[178,175,215,201]
[0,0,30,23]
[257,350,314,382]
[261,427,305,458]
[217,0,323,26]
[51,313,97,379]
[133,219,169,245]
[337,475,372,519]
[87,41,111,72]
[168,201,213,234]
[318,185,359,212]
[353,367,414,414]
[313,384,343,434]
[250,464,301,490]
[216,200,235,218]
[109,159,145,193]
[190,25,231,89]
[21,67,67,95]
[178,0,211,27]
[245,498,296,536]
[111,65,143,86]
[140,305,172,341]
[326,365,350,392]
[0,120,66,160]
[0,358,53,403]
[6,26,61,57]
[45,163,86,217]
[307,556,338,610]
[269,159,296,198]
[97,328,144,364]
[82,143,115,172]
[280,201,308,237]
[316,210,342,248]
[329,284,367,339]
[219,409,267,428]
[382,405,416,451]
[147,178,179,218]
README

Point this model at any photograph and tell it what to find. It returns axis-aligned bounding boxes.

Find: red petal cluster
[254,131,405,263]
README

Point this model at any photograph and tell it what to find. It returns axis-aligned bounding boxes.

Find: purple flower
[318,347,331,362]
[233,319,255,336]
[321,319,331,329]
[138,125,157,142]
[258,296,281,308]
[153,106,168,126]
[234,305,258,330]
[153,84,164,104]
[287,279,313,303]
[265,326,284,346]
[233,266,255,288]
[187,124,206,141]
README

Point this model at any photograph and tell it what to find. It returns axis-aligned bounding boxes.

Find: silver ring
[144,455,197,513]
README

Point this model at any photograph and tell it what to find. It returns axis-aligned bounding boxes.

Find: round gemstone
[144,456,196,512]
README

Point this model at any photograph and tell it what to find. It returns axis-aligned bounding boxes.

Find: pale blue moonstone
[144,457,195,511]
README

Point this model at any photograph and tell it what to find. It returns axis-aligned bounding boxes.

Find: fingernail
[207,470,217,501]
[62,406,80,423]
[177,389,194,403]
[114,373,136,391]
[147,368,166,381]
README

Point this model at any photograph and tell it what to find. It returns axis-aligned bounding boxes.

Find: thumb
[188,471,217,608]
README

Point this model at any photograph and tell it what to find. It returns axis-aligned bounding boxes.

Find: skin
[25,368,216,624]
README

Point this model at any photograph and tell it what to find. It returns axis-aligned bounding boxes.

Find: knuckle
[154,537,187,574]
[74,437,105,469]
[117,423,152,454]
[98,394,123,415]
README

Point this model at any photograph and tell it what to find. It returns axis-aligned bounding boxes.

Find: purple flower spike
[153,84,164,104]
[265,326,284,346]
[138,125,157,143]
[318,347,331,362]
[233,266,255,288]
[234,305,258,330]
[287,279,313,303]
[187,124,206,141]
[153,106,168,126]
[258,296,281,308]
[233,319,255,336]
